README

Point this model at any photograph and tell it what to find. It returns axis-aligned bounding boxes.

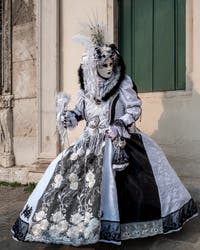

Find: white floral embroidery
[82,218,99,240]
[34,210,46,221]
[70,152,78,161]
[85,170,95,188]
[51,211,65,223]
[84,212,92,223]
[70,182,78,190]
[88,218,99,230]
[40,219,49,230]
[70,212,84,225]
[66,226,78,238]
[54,174,63,188]
[49,224,60,237]
[48,220,69,236]
[31,224,42,236]
[75,222,85,233]
[68,173,79,190]
[84,227,93,239]
[57,220,69,232]
[69,173,78,182]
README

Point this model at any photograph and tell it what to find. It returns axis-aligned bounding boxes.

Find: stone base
[0,153,15,168]
[0,163,48,184]
[0,157,53,184]
[0,166,28,184]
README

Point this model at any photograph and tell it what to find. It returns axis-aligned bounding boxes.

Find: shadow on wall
[150,89,200,180]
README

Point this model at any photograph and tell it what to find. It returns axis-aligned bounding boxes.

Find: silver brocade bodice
[73,75,142,134]
[84,94,116,131]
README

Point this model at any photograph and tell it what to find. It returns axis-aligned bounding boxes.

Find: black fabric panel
[115,133,161,223]
[110,94,119,124]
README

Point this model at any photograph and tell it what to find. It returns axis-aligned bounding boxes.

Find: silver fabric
[118,76,142,126]
[19,150,66,223]
[71,75,142,128]
[100,138,120,222]
[140,131,191,217]
[84,94,110,129]
[121,220,163,240]
[73,90,85,118]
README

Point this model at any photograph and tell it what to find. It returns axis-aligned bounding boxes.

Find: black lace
[100,220,121,242]
[163,198,198,233]
[12,217,29,241]
[21,204,32,219]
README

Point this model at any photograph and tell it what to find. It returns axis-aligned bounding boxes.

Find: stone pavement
[1,185,200,250]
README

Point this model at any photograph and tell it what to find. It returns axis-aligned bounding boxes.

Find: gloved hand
[61,111,78,129]
[105,126,119,141]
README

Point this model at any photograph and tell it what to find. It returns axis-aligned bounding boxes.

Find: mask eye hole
[102,64,108,67]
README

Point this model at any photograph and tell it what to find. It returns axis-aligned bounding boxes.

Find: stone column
[36,0,60,162]
[0,0,15,168]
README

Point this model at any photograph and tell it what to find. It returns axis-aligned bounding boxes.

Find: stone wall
[12,0,37,166]
[0,0,39,184]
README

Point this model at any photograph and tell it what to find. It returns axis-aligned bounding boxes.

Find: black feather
[78,64,84,90]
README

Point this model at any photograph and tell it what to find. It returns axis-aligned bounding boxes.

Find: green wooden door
[118,0,186,92]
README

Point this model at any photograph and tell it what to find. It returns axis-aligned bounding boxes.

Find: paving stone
[122,236,160,250]
[182,176,200,203]
[150,238,197,250]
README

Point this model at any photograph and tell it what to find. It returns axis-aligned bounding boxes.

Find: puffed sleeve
[118,75,142,126]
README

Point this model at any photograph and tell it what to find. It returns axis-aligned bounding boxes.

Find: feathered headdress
[73,20,106,49]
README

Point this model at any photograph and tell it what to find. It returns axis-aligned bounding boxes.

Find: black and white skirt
[12,129,198,246]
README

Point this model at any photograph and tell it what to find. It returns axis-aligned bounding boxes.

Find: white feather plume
[72,34,93,49]
[56,92,71,145]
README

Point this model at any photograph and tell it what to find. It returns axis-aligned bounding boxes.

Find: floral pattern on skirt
[25,129,105,246]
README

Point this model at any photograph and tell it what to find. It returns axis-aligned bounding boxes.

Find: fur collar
[78,62,126,102]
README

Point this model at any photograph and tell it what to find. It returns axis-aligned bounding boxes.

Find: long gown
[12,75,198,246]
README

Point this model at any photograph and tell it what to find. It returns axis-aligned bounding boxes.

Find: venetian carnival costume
[12,25,198,246]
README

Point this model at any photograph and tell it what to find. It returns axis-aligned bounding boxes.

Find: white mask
[97,57,113,79]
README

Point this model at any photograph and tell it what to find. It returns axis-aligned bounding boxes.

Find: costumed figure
[12,23,198,246]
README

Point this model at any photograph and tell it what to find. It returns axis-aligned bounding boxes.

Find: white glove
[105,126,119,141]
